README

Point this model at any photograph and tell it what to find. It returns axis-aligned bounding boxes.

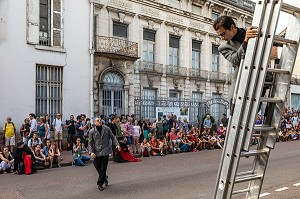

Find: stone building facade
[93,0,255,123]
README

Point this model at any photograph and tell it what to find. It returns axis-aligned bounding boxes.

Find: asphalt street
[1,141,300,199]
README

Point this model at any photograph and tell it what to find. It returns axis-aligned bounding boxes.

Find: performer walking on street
[89,117,120,191]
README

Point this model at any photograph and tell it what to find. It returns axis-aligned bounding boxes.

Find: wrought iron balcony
[95,36,139,59]
[188,68,209,80]
[166,65,187,76]
[209,71,227,82]
[136,61,163,74]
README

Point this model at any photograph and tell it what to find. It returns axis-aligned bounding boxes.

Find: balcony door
[102,72,125,116]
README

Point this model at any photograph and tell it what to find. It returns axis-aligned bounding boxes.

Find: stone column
[124,84,129,114]
[158,22,168,97]
[184,77,191,100]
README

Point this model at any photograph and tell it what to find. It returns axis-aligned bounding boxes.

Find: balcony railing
[210,71,227,81]
[166,65,187,76]
[136,61,163,74]
[39,36,50,46]
[188,68,209,79]
[95,36,138,59]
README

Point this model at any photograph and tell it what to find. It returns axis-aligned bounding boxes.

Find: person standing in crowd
[162,115,169,136]
[221,114,228,128]
[29,113,38,138]
[52,113,64,152]
[65,115,76,151]
[107,115,117,136]
[89,118,120,191]
[123,117,134,148]
[132,119,141,154]
[75,115,90,141]
[20,118,31,145]
[44,115,51,140]
[143,118,151,141]
[38,117,48,146]
[203,115,212,130]
[2,117,16,152]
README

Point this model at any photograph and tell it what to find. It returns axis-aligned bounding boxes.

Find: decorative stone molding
[173,26,180,35]
[223,8,232,16]
[119,13,126,22]
[147,76,155,87]
[140,6,160,18]
[108,0,132,10]
[215,37,220,44]
[166,14,184,25]
[195,32,202,40]
[195,81,202,90]
[173,79,180,89]
[148,20,155,29]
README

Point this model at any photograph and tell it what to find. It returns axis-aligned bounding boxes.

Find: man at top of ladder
[212,16,258,100]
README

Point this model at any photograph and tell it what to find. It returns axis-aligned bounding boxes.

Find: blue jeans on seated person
[74,156,90,166]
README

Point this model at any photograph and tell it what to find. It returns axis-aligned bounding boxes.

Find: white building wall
[0,0,90,128]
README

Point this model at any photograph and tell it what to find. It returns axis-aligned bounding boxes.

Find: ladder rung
[260,97,283,103]
[282,2,300,15]
[235,174,263,184]
[252,133,262,137]
[267,68,290,74]
[232,188,250,195]
[264,82,273,85]
[273,36,298,46]
[253,125,275,131]
[240,149,269,157]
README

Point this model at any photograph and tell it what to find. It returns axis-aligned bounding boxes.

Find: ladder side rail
[247,2,300,198]
[214,1,272,198]
[227,0,282,196]
[242,0,283,152]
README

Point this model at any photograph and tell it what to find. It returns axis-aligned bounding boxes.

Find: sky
[250,0,291,34]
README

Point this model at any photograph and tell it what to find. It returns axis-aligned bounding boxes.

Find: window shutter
[52,0,63,47]
[27,0,39,44]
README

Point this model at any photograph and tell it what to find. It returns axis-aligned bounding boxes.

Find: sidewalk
[60,150,142,167]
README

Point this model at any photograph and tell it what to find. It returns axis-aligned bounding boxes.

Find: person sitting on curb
[0,146,14,173]
[13,141,36,175]
[33,144,46,169]
[73,137,90,166]
[140,139,151,158]
[48,142,61,168]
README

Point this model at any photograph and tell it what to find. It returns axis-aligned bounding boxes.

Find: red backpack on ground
[22,152,32,175]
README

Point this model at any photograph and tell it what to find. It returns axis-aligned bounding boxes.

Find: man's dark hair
[77,115,82,121]
[29,113,36,118]
[213,16,236,31]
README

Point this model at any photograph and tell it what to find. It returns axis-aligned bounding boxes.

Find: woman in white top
[132,120,142,154]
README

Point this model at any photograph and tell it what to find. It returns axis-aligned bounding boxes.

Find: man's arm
[88,129,95,154]
[219,44,245,67]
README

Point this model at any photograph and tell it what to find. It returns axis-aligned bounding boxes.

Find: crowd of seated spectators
[2,107,300,174]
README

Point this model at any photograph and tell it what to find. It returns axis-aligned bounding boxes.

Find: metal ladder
[214,0,300,198]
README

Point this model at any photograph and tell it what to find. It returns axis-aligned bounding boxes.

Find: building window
[212,12,219,21]
[212,45,219,72]
[142,89,156,120]
[169,0,180,9]
[39,0,50,46]
[113,22,128,38]
[211,94,222,122]
[102,72,125,116]
[291,94,300,110]
[39,0,63,47]
[143,29,155,63]
[190,92,202,124]
[192,40,201,70]
[169,90,180,101]
[192,4,202,15]
[36,65,63,122]
[169,35,180,66]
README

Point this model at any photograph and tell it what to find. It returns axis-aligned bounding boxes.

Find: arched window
[102,72,125,116]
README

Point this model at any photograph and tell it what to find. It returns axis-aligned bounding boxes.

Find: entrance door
[102,72,124,116]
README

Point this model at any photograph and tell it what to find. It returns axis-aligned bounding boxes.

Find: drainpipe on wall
[89,0,95,120]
